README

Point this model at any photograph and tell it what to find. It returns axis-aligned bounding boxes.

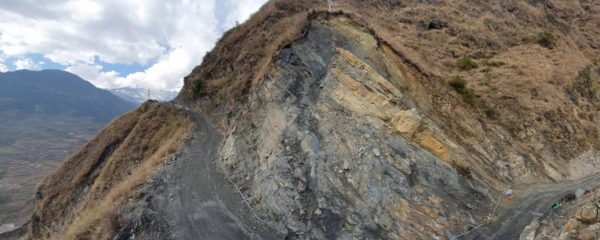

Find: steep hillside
[29,102,193,240]
[181,0,600,184]
[176,0,600,238]
[29,0,600,239]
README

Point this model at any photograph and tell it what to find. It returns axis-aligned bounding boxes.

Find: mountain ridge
[0,69,135,122]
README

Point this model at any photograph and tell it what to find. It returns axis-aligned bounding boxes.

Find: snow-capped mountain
[109,87,179,104]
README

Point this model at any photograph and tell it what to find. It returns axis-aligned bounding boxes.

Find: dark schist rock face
[215,18,490,239]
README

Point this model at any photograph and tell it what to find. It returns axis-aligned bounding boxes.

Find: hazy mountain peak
[109,87,179,104]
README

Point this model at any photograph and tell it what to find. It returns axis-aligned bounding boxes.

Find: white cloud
[0,54,6,72]
[64,0,103,21]
[14,58,41,70]
[0,0,268,90]
[65,63,119,89]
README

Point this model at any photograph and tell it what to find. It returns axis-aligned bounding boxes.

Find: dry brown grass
[180,0,600,105]
[30,102,193,240]
[180,0,319,105]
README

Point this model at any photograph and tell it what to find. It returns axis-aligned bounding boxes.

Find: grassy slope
[29,102,193,240]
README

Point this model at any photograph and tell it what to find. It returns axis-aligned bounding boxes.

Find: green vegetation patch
[535,30,556,48]
[456,56,479,71]
[193,80,205,98]
[139,102,149,113]
[31,212,40,222]
[484,106,497,119]
[450,76,476,105]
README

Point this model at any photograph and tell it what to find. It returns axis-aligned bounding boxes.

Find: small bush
[456,56,478,70]
[450,76,476,105]
[193,80,205,97]
[31,212,40,222]
[139,102,148,113]
[461,89,476,105]
[484,107,497,119]
[536,30,556,48]
[450,76,468,90]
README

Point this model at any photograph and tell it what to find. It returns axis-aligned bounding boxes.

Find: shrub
[536,30,556,48]
[450,76,467,90]
[139,102,148,113]
[31,212,40,222]
[461,89,476,105]
[484,106,497,119]
[193,80,205,97]
[450,76,476,105]
[456,56,478,70]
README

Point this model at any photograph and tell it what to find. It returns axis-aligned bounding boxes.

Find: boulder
[578,230,596,240]
[576,204,599,224]
[373,148,381,157]
[576,188,586,198]
[564,218,582,232]
[577,223,600,240]
[519,218,539,240]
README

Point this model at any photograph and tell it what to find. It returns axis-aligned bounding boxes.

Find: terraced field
[0,116,101,233]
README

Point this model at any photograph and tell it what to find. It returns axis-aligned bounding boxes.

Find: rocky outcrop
[519,188,600,240]
[176,1,600,237]
[181,5,600,237]
[210,16,494,239]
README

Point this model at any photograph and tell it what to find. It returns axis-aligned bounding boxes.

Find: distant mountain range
[0,69,135,122]
[109,87,179,104]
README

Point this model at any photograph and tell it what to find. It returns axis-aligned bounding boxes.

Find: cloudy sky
[0,0,268,91]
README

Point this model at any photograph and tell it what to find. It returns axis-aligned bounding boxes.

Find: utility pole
[147,88,150,101]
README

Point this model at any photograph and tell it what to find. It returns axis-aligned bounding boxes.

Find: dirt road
[462,174,600,240]
[166,109,283,240]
